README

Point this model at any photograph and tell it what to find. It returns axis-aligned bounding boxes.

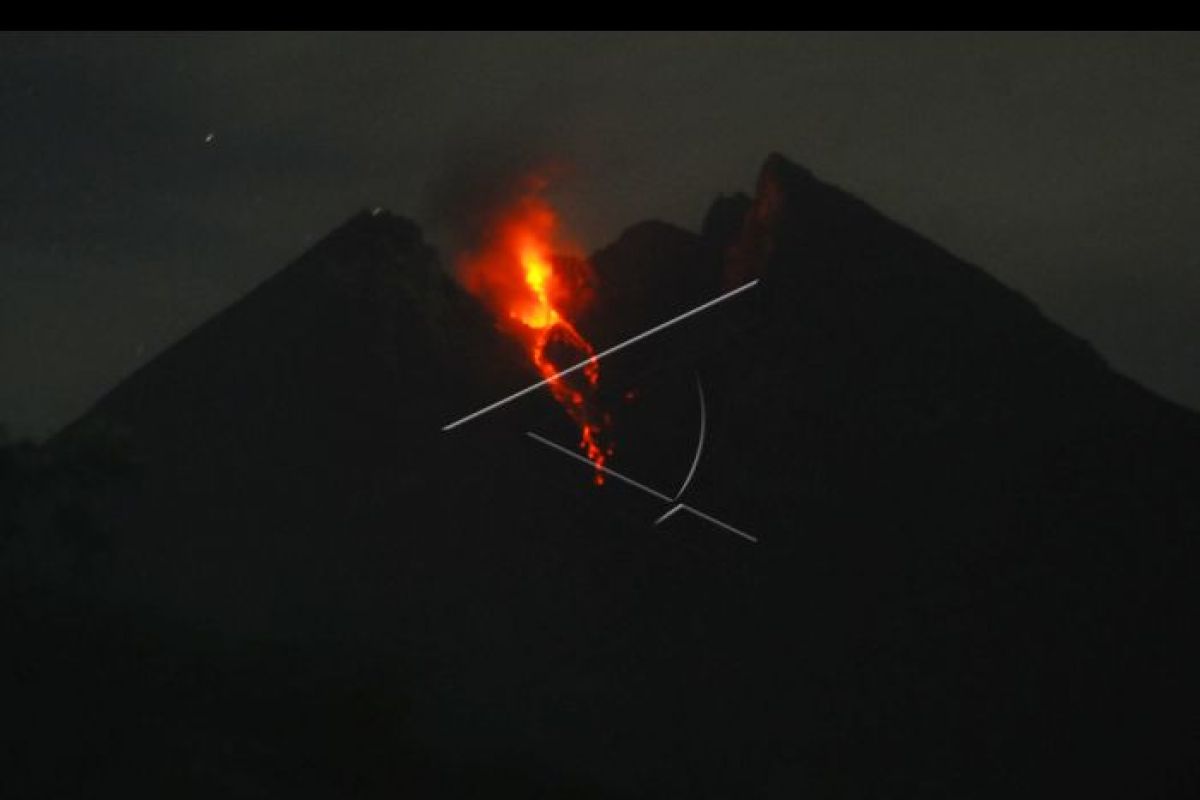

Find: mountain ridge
[15,152,1198,798]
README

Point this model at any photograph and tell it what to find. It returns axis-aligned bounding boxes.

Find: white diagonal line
[442,279,759,431]
[525,432,673,503]
[674,504,758,544]
[525,431,757,544]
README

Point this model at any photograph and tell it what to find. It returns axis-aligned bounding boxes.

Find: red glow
[457,177,612,483]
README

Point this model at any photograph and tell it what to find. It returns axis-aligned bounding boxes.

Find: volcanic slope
[27,155,1200,798]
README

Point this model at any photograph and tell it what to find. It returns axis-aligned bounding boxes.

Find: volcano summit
[5,154,1198,798]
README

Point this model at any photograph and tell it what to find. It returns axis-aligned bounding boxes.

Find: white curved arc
[673,374,707,501]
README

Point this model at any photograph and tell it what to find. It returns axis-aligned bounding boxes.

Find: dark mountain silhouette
[5,154,1197,798]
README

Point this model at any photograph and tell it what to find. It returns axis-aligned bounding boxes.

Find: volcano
[6,154,1198,798]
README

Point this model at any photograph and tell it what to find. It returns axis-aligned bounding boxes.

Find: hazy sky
[2,32,1198,438]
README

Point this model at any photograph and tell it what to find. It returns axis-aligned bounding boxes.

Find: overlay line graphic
[526,431,757,544]
[441,279,759,431]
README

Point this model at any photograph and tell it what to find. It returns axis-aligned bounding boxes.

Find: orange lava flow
[457,181,612,483]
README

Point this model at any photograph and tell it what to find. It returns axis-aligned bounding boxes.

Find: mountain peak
[35,153,1199,798]
[700,154,815,263]
[758,151,815,191]
[301,208,431,280]
[753,152,817,224]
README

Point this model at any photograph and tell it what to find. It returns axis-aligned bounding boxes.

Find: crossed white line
[525,432,757,544]
[441,279,761,544]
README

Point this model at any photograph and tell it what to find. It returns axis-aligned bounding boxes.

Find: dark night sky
[2,31,1198,439]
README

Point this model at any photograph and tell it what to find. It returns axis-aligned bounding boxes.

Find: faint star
[204,132,215,144]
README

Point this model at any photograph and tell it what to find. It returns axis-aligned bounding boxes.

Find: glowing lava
[456,177,612,483]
